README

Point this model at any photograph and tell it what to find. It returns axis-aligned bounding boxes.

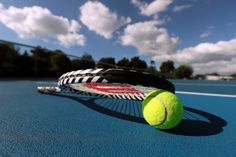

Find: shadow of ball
[164,107,227,136]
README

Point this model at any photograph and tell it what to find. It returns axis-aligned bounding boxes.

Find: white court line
[176,91,236,98]
[174,83,236,87]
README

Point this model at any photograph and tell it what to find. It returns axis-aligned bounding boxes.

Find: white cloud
[152,14,171,25]
[0,3,3,9]
[208,26,215,29]
[200,32,210,38]
[120,19,236,75]
[0,5,86,47]
[58,33,86,48]
[120,20,178,56]
[193,59,236,75]
[80,1,131,39]
[200,26,214,38]
[152,39,236,74]
[131,0,173,16]
[173,4,192,12]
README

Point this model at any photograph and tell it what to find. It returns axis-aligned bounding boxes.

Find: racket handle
[37,86,61,93]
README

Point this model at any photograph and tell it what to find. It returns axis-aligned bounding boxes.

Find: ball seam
[153,95,168,127]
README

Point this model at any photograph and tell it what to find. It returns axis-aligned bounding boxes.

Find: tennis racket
[37,68,175,101]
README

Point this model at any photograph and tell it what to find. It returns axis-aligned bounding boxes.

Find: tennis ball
[142,89,184,129]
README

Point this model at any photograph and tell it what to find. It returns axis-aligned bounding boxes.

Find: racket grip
[37,86,61,93]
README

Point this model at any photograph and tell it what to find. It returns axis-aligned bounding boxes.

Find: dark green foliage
[71,53,95,70]
[193,74,205,80]
[31,47,52,77]
[231,73,236,79]
[159,60,176,78]
[207,73,219,76]
[145,60,159,75]
[97,57,116,69]
[129,56,147,69]
[160,60,175,75]
[50,50,71,75]
[117,57,130,67]
[145,66,159,75]
[0,43,19,76]
[16,52,34,77]
[0,42,198,79]
[150,60,155,67]
[175,65,193,79]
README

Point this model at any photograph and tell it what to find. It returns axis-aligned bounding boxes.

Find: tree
[175,65,193,79]
[50,50,71,75]
[71,53,96,70]
[16,51,34,77]
[145,66,158,75]
[97,57,116,69]
[0,43,19,76]
[117,57,130,67]
[160,60,175,75]
[31,46,52,77]
[193,74,205,80]
[207,73,219,76]
[129,56,147,69]
[231,73,236,79]
[150,60,155,67]
[145,60,158,75]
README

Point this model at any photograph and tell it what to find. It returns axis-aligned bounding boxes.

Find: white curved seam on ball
[153,95,168,127]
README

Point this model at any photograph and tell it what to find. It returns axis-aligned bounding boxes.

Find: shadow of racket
[47,93,227,136]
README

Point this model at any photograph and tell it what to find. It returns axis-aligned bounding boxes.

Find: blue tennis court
[0,80,236,156]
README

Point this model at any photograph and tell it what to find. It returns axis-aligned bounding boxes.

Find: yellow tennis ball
[142,89,184,129]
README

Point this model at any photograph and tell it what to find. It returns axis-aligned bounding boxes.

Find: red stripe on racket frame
[84,83,144,94]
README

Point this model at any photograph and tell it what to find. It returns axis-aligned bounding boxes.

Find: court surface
[0,80,236,157]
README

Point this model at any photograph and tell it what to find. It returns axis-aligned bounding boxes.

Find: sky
[0,0,236,75]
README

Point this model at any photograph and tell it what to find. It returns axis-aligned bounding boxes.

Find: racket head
[38,68,175,101]
[58,68,175,93]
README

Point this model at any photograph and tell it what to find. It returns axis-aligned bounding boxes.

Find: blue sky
[0,0,236,74]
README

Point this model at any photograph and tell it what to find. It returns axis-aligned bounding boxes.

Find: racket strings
[94,98,143,118]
